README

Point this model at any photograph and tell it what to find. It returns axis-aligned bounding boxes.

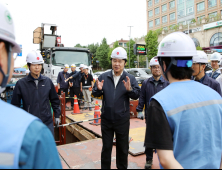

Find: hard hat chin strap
[193,63,203,80]
[0,45,12,91]
[159,57,174,81]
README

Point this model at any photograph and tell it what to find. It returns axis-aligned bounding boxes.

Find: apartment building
[109,39,129,48]
[146,0,222,31]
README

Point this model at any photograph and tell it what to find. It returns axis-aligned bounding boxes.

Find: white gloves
[137,112,144,120]
[55,118,60,127]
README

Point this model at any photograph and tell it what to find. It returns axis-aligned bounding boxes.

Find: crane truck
[33,23,93,85]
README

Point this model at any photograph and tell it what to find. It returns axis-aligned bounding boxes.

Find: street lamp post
[128,26,133,69]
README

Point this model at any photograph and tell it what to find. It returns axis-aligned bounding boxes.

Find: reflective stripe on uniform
[167,99,222,117]
[0,153,14,166]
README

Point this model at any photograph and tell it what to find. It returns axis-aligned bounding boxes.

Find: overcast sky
[4,0,147,67]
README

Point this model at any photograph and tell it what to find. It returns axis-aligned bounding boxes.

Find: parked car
[125,68,152,86]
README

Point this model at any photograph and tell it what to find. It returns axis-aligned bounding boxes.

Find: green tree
[108,41,119,68]
[74,44,82,48]
[196,46,203,50]
[145,30,159,61]
[96,38,110,69]
[126,39,137,68]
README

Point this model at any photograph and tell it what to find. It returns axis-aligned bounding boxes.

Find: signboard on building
[183,27,202,34]
[203,20,222,30]
[133,44,147,55]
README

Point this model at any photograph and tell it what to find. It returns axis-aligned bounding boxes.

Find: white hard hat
[192,51,208,64]
[0,2,20,53]
[150,57,159,66]
[111,47,127,60]
[210,52,221,61]
[26,51,44,64]
[71,64,76,68]
[157,32,197,57]
[64,64,69,69]
[80,64,84,68]
[83,65,88,70]
[25,70,30,74]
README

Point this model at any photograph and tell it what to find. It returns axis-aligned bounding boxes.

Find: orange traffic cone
[90,101,101,126]
[71,95,81,115]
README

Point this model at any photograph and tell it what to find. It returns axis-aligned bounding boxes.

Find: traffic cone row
[90,101,101,126]
[71,95,81,115]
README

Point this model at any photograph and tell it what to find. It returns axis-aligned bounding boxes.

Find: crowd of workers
[1,2,222,169]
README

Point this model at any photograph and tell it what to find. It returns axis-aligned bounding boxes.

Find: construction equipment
[33,23,94,85]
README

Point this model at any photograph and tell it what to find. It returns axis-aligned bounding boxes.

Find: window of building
[162,15,167,23]
[197,2,205,11]
[163,27,168,30]
[148,0,152,7]
[209,11,217,18]
[208,0,217,8]
[192,38,200,47]
[149,21,154,28]
[170,13,176,21]
[179,21,186,25]
[197,15,205,21]
[162,4,167,12]
[155,7,160,15]
[155,0,159,4]
[149,10,153,17]
[119,43,123,46]
[210,33,222,46]
[169,1,175,8]
[178,0,184,4]
[178,10,185,17]
[187,7,194,14]
[124,43,127,47]
[155,18,160,25]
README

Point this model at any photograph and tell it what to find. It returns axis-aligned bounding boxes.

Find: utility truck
[33,23,93,85]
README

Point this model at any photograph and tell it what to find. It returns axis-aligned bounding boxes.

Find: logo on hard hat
[117,52,119,55]
[37,57,40,60]
[5,11,12,24]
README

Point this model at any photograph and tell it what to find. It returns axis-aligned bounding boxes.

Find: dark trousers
[59,88,68,103]
[46,122,54,136]
[70,87,81,107]
[145,147,153,161]
[101,118,130,169]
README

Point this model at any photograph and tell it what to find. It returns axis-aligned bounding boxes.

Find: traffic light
[90,53,94,64]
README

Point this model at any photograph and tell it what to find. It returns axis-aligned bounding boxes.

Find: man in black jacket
[11,51,60,135]
[92,47,140,169]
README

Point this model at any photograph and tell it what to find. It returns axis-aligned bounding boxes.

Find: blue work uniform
[193,74,222,96]
[11,74,61,135]
[57,71,69,89]
[151,81,222,169]
[0,100,62,169]
[136,76,169,119]
[206,69,221,79]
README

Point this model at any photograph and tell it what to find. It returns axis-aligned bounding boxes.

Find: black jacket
[92,70,140,122]
[11,74,61,125]
[136,76,169,119]
[69,71,85,88]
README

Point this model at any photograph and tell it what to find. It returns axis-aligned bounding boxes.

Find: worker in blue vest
[206,52,221,79]
[144,32,222,169]
[0,2,62,169]
[192,50,221,95]
[137,57,169,169]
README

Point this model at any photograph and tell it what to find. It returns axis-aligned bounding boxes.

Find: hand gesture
[123,76,132,91]
[96,79,104,90]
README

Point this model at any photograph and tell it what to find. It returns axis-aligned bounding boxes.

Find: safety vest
[151,80,222,169]
[0,100,38,169]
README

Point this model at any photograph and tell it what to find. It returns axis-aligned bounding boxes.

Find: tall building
[146,0,222,31]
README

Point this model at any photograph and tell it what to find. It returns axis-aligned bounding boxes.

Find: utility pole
[128,26,133,69]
